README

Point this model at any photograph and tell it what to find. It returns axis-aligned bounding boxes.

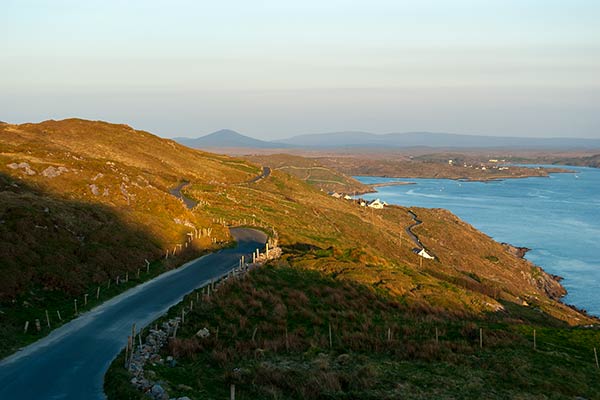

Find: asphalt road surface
[0,228,267,400]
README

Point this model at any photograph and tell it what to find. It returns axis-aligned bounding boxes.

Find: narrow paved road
[406,210,424,249]
[0,228,267,400]
[169,180,197,209]
[246,166,271,183]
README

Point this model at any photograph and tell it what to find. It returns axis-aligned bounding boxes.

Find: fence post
[595,347,599,369]
[230,383,236,400]
[57,310,62,321]
[479,328,483,349]
[533,329,537,350]
[97,286,100,300]
[24,321,29,334]
[285,326,289,351]
[45,310,51,328]
[74,299,78,315]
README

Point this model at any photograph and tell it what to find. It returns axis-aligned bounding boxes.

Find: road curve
[406,210,424,249]
[0,228,267,400]
[246,166,271,183]
[169,181,197,210]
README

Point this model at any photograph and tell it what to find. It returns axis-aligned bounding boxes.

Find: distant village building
[329,192,342,199]
[343,194,353,200]
[367,198,387,209]
[448,159,454,165]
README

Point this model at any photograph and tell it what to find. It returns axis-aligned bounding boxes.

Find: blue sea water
[356,166,600,316]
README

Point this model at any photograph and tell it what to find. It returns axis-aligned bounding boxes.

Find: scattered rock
[89,184,100,195]
[151,383,167,399]
[195,328,210,338]
[41,166,68,178]
[7,162,36,175]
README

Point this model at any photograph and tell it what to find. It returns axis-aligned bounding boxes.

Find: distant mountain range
[175,129,600,150]
[175,129,289,149]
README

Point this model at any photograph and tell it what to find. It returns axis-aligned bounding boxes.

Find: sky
[1,0,599,139]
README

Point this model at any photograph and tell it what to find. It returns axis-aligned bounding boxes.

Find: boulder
[151,384,167,399]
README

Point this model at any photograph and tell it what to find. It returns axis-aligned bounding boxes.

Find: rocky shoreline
[501,242,568,302]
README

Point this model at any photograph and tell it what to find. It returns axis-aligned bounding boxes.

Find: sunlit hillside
[0,119,594,359]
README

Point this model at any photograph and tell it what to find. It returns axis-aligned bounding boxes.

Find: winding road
[406,210,425,249]
[169,181,197,209]
[170,167,271,210]
[0,228,267,400]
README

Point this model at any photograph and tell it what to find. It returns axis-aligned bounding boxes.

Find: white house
[417,248,435,259]
[367,198,387,209]
[343,194,353,200]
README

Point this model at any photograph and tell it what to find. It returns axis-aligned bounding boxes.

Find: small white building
[367,198,387,209]
[330,192,342,199]
[417,248,435,259]
[343,194,353,200]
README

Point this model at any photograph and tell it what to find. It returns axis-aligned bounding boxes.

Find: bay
[356,166,600,316]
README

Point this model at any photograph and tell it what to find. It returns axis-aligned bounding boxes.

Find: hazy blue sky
[1,0,599,139]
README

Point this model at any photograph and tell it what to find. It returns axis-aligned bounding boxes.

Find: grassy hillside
[0,119,261,356]
[1,118,595,369]
[182,162,589,325]
[105,265,600,399]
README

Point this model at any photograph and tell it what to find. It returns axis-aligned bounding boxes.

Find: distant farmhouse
[328,192,388,210]
[367,198,387,209]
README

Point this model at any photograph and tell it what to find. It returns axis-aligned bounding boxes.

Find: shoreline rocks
[501,242,530,259]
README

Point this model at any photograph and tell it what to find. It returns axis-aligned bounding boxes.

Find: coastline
[357,169,600,321]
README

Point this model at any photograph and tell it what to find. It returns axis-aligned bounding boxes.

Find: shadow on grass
[0,172,202,358]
